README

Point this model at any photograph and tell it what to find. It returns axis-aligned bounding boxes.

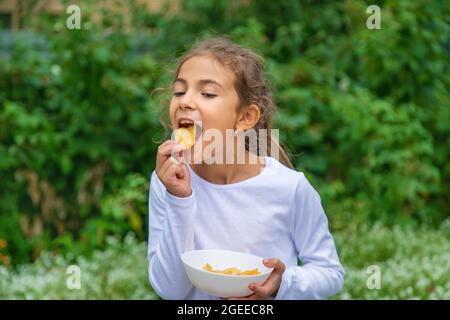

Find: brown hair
[161,36,294,169]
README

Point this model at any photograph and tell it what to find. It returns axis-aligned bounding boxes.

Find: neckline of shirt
[187,156,274,189]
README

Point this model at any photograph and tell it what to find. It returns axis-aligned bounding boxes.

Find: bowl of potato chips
[181,249,273,298]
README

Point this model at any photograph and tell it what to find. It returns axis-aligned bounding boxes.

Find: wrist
[166,188,194,201]
[168,188,192,198]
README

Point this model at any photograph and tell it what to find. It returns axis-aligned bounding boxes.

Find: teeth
[179,119,194,126]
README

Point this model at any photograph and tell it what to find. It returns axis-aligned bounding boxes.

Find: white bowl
[181,249,273,298]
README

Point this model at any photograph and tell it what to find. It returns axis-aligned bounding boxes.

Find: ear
[235,104,261,131]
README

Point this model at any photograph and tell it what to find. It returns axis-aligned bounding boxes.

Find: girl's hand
[155,140,192,198]
[226,258,286,300]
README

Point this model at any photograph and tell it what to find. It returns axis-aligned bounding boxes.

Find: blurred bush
[0,1,163,264]
[1,223,448,299]
[0,234,158,299]
[334,219,450,299]
[0,0,448,265]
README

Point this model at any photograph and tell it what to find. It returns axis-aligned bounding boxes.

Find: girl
[147,37,344,300]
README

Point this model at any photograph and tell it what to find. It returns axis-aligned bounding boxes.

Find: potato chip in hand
[175,124,196,149]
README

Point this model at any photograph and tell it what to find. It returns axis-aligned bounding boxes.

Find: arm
[147,171,197,300]
[276,174,345,300]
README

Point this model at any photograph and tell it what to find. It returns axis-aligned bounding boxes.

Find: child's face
[170,55,240,144]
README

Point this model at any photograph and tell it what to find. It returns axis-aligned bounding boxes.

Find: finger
[263,258,286,273]
[251,267,284,298]
[165,163,185,180]
[157,158,184,186]
[169,155,181,165]
[156,145,185,176]
[157,140,179,156]
[178,150,186,164]
[156,141,183,167]
[179,162,190,179]
[156,155,177,178]
[249,282,271,298]
[171,149,186,165]
[169,159,191,180]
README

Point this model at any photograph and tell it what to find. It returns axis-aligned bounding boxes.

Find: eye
[202,93,217,98]
[173,92,185,97]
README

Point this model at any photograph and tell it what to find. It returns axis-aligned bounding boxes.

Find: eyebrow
[173,78,224,90]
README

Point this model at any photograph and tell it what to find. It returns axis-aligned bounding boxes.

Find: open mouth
[178,118,195,128]
[175,119,199,149]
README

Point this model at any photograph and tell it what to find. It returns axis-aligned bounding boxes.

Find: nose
[179,92,196,110]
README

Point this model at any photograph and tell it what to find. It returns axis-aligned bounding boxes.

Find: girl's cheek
[169,97,177,110]
[169,105,177,125]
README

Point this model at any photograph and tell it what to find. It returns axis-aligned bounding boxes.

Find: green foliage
[0,0,448,267]
[282,88,441,225]
[1,223,448,299]
[0,234,158,299]
[0,4,160,263]
[334,220,450,299]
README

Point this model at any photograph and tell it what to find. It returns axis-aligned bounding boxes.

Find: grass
[1,221,449,299]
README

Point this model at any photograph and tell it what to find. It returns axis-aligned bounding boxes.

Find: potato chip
[203,263,213,272]
[202,263,261,275]
[238,268,261,275]
[175,125,196,149]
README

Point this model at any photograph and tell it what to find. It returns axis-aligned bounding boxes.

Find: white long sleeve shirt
[147,156,344,300]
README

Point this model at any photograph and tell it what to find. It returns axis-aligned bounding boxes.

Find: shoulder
[265,157,319,201]
[264,157,307,188]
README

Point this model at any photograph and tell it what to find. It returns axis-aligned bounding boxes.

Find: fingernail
[173,145,183,153]
[249,284,256,290]
[170,156,180,165]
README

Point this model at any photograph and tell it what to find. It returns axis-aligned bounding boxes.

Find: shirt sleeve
[147,171,197,299]
[275,173,345,300]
